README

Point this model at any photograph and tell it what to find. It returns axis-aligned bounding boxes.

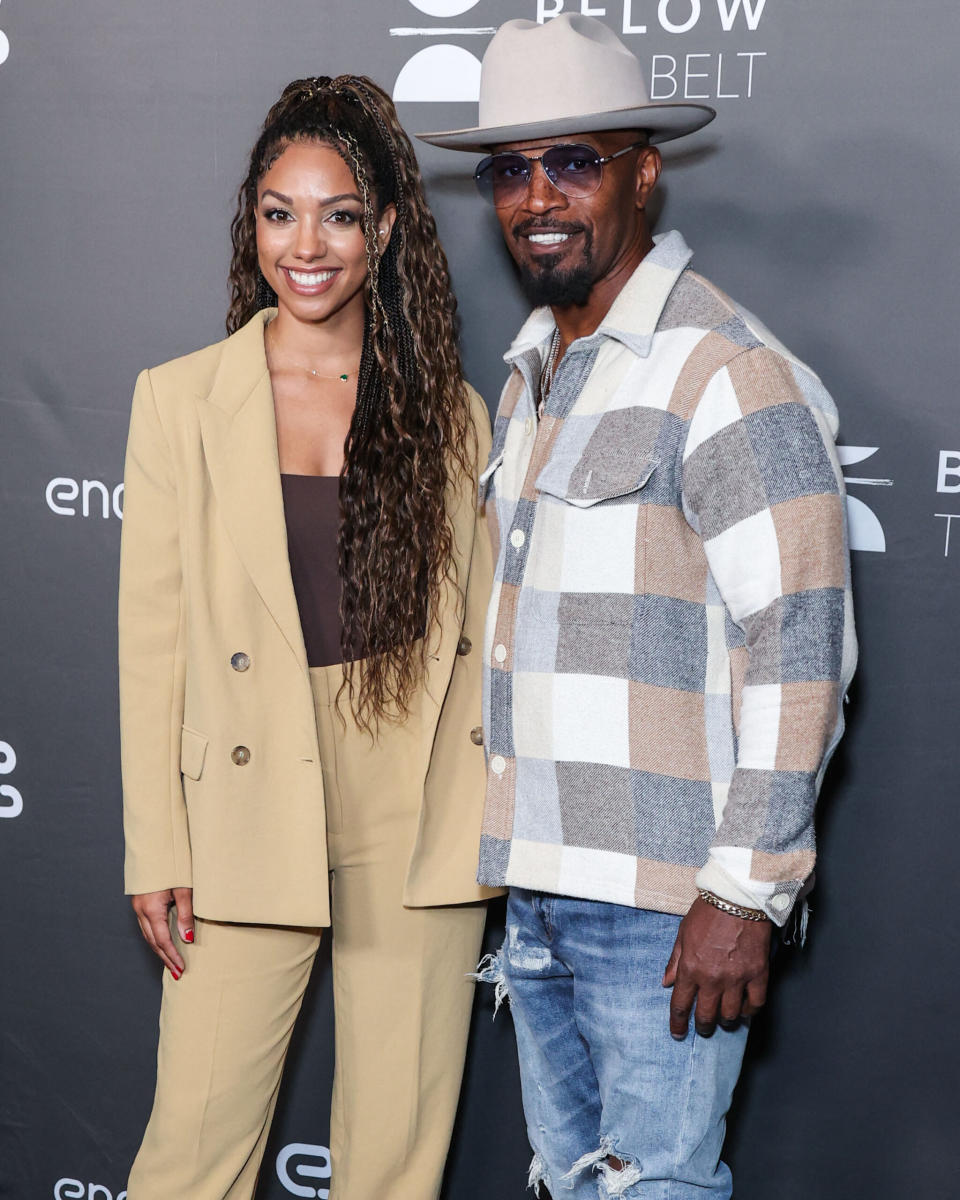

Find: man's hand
[662,897,772,1039]
[131,888,194,979]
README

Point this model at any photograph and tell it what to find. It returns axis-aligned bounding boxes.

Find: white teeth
[528,233,570,245]
[287,269,336,285]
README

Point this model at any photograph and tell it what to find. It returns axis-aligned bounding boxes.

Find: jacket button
[469,726,484,746]
[457,635,472,656]
[231,651,251,672]
[230,745,251,766]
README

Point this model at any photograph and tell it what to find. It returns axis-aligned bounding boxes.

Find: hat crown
[477,14,650,138]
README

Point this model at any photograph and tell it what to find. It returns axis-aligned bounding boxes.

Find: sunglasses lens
[474,145,604,206]
[475,153,531,208]
[542,145,602,196]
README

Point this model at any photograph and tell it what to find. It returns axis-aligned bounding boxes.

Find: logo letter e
[276,1143,332,1199]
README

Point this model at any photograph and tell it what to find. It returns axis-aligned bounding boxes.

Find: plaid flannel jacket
[478,231,857,925]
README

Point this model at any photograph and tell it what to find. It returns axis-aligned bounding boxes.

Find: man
[420,14,855,1199]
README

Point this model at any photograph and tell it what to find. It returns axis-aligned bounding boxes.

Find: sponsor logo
[934,450,960,556]
[0,740,22,819]
[276,1143,332,1198]
[45,477,124,519]
[392,0,771,105]
[393,44,484,101]
[837,446,891,554]
[536,0,767,34]
[53,1181,126,1200]
[408,0,482,14]
[391,0,487,103]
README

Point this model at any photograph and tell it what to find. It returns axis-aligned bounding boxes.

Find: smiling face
[255,139,395,328]
[492,129,661,316]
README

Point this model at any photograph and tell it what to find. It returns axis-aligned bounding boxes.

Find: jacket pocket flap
[536,455,658,508]
[534,406,662,508]
[180,726,208,781]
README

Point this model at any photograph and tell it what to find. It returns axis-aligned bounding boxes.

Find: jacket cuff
[695,859,795,926]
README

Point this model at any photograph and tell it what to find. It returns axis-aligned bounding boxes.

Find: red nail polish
[184,930,194,943]
[170,968,181,980]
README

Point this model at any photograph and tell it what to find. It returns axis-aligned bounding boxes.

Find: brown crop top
[281,473,427,668]
[280,474,351,668]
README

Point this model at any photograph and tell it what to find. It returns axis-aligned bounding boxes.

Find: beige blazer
[119,310,500,926]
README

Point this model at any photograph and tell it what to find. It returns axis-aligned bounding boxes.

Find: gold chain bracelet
[697,888,769,922]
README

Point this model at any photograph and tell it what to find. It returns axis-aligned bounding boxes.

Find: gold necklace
[267,330,358,383]
[538,327,562,418]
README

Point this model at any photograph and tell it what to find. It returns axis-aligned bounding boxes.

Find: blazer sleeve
[118,369,192,894]
[407,386,503,905]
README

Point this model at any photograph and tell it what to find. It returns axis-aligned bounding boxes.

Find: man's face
[490,130,661,309]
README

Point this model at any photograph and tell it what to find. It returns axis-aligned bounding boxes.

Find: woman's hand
[131,888,195,979]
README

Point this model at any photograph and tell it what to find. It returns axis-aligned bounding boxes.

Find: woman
[119,75,497,1200]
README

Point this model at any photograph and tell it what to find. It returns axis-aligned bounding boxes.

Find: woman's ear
[377,203,398,250]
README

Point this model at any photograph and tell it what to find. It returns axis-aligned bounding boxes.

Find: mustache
[511,217,585,239]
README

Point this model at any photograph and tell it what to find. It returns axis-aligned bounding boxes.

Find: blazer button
[457,635,473,656]
[231,651,251,672]
[469,726,484,746]
[231,745,251,766]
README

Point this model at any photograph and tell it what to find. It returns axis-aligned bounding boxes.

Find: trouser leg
[493,889,603,1199]
[310,661,488,1200]
[326,836,487,1200]
[498,891,749,1199]
[571,905,748,1198]
[126,917,321,1200]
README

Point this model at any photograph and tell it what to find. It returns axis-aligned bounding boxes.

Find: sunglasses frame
[474,140,649,208]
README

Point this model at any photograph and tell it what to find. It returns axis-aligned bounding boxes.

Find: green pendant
[340,373,348,382]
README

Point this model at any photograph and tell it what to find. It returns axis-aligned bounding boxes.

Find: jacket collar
[205,308,274,416]
[504,229,694,365]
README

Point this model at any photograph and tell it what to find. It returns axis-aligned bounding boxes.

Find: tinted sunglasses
[474,141,648,209]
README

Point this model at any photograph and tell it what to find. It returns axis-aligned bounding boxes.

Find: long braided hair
[227,76,474,729]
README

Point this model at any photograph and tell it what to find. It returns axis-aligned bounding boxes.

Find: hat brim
[416,102,716,152]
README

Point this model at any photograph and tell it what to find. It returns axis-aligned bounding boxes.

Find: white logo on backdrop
[0,0,9,68]
[934,450,960,556]
[0,740,22,819]
[391,0,488,102]
[408,0,482,14]
[536,0,766,33]
[837,446,892,554]
[391,1,771,105]
[394,45,484,101]
[276,1143,332,1198]
[45,477,124,519]
[53,1180,126,1200]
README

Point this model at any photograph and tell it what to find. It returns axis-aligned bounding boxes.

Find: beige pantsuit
[119,313,501,1198]
[127,666,487,1199]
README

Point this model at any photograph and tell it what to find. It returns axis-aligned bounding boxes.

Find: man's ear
[636,146,662,210]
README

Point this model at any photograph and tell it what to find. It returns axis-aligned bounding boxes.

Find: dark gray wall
[2,2,958,1198]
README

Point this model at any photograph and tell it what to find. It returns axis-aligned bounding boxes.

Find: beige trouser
[127,663,487,1200]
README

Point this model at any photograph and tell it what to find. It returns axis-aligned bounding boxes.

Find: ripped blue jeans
[478,889,748,1199]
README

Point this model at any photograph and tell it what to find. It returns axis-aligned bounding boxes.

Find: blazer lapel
[198,311,308,673]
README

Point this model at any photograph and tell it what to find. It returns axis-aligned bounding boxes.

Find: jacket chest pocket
[534,405,663,508]
[536,455,659,508]
[525,469,656,631]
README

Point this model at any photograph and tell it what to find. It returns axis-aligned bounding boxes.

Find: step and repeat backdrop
[1,2,958,1198]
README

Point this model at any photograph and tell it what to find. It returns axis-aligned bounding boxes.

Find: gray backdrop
[2,2,958,1197]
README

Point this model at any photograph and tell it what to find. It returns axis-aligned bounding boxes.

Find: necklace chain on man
[538,327,562,418]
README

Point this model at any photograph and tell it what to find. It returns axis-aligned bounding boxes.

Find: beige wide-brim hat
[417,14,716,152]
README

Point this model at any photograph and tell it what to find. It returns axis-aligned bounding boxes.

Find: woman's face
[255,140,394,326]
